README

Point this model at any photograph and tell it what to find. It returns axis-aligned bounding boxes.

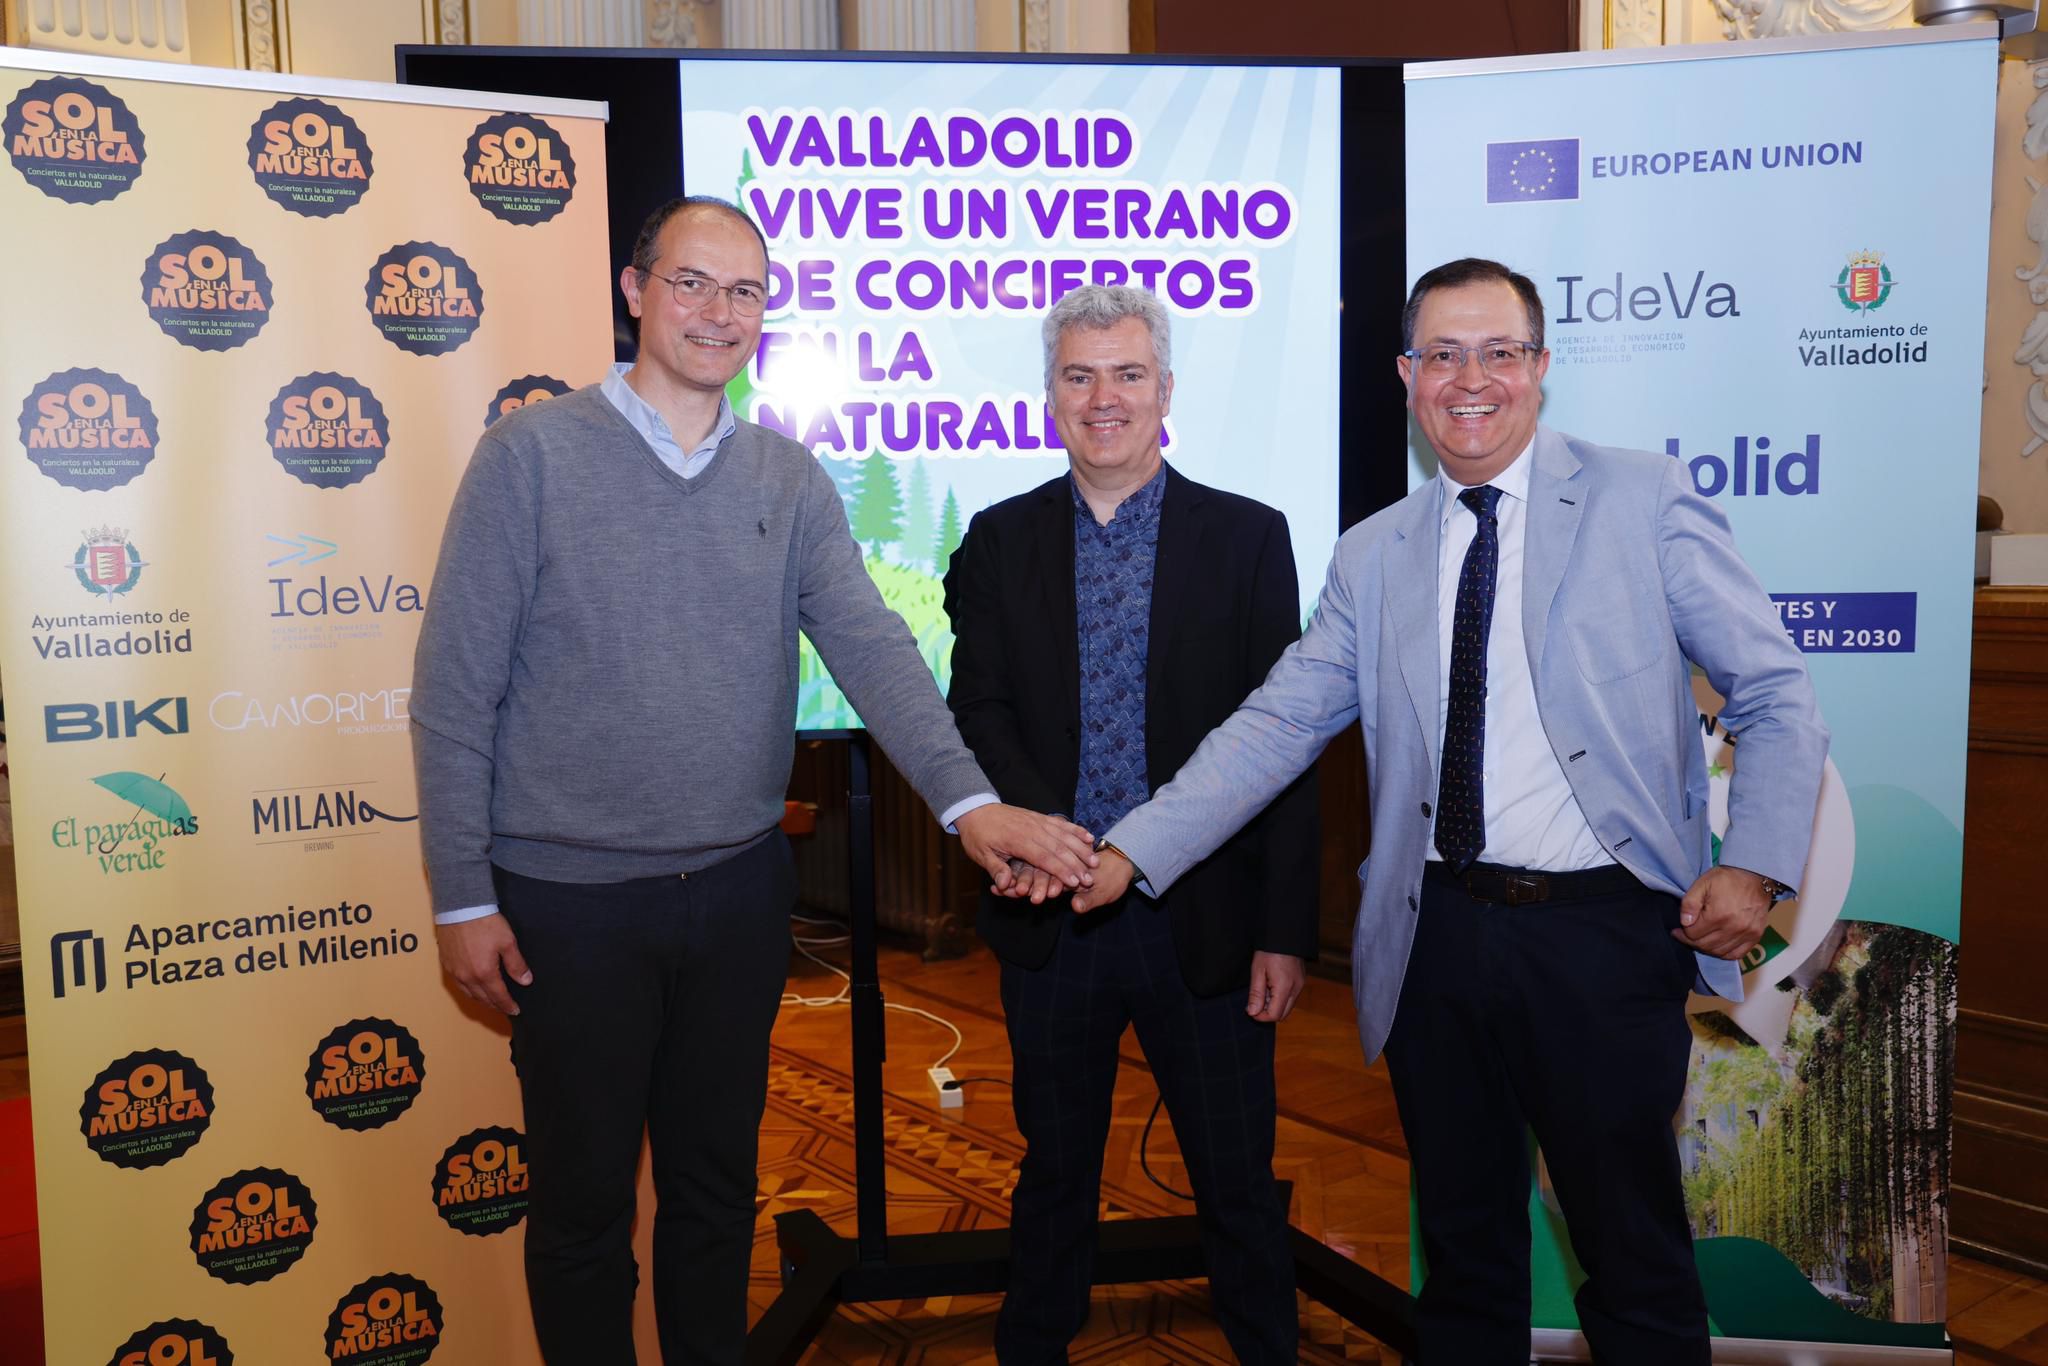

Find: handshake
[953,804,1135,914]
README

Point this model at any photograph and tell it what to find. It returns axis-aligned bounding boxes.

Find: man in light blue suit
[1073,258,1827,1363]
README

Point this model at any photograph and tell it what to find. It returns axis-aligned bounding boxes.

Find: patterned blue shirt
[1073,464,1168,837]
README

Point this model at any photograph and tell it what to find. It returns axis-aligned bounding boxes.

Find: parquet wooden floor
[751,939,2048,1365]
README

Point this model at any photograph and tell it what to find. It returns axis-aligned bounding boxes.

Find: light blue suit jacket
[1108,427,1828,1062]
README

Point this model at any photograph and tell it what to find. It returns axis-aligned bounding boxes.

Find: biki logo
[246,97,373,217]
[51,771,201,877]
[324,1273,444,1365]
[464,112,577,224]
[80,1048,214,1169]
[142,230,274,351]
[365,241,485,355]
[266,372,389,489]
[106,1319,234,1366]
[306,1018,425,1130]
[4,76,145,203]
[431,1126,530,1235]
[189,1166,317,1283]
[19,368,158,490]
[74,525,144,597]
[45,697,190,743]
[485,374,573,431]
[1836,249,1895,313]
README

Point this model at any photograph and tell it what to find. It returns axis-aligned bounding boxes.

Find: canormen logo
[80,1048,214,1168]
[46,697,190,743]
[142,230,274,351]
[74,526,144,597]
[1486,138,1580,203]
[246,98,372,217]
[324,1273,444,1365]
[432,1127,530,1235]
[306,1018,425,1130]
[107,1319,234,1366]
[365,241,485,355]
[52,771,201,876]
[209,686,408,736]
[486,374,573,432]
[4,76,145,202]
[464,112,577,224]
[189,1167,317,1283]
[51,929,107,998]
[19,368,158,490]
[266,372,389,489]
[1836,249,1894,313]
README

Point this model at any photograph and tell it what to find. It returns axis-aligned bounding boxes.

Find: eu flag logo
[1486,139,1580,203]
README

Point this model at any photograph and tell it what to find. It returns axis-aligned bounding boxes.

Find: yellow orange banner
[0,48,610,1365]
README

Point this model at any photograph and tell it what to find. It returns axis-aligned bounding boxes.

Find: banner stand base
[744,733,1419,1365]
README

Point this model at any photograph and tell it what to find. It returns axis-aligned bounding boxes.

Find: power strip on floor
[927,1066,962,1109]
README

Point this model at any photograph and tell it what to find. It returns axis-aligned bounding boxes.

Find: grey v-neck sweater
[410,385,990,912]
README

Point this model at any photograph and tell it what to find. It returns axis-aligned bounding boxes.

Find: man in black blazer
[943,284,1318,1364]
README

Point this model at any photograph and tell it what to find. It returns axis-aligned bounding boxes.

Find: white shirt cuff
[434,902,501,925]
[940,793,999,833]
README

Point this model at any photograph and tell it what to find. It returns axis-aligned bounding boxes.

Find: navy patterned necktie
[1435,484,1503,872]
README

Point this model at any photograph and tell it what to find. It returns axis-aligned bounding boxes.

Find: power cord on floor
[788,914,1193,1202]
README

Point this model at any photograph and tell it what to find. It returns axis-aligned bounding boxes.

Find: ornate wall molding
[723,0,834,47]
[849,0,974,49]
[1708,0,1914,39]
[1610,0,1668,46]
[1023,0,1050,52]
[646,0,705,46]
[2012,63,2048,460]
[436,0,470,44]
[22,0,193,59]
[242,0,278,71]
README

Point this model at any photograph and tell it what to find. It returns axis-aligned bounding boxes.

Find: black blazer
[941,465,1319,997]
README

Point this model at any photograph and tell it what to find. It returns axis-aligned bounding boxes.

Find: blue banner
[1406,30,1993,1353]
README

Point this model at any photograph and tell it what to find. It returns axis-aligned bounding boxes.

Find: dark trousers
[494,833,795,1366]
[1384,864,1709,1366]
[996,896,1297,1364]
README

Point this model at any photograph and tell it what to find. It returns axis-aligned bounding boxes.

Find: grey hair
[1041,285,1172,393]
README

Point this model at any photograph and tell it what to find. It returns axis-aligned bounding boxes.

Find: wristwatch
[1093,835,1143,882]
[1758,875,1793,901]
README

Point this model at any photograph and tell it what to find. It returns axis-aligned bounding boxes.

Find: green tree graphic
[902,459,936,570]
[851,454,904,556]
[936,488,964,572]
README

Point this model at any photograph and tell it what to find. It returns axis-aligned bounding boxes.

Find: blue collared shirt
[600,362,735,478]
[1072,464,1168,837]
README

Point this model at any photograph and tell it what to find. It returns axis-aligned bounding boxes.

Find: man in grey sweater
[411,196,1098,1364]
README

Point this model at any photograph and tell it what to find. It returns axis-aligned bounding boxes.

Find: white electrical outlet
[928,1066,962,1108]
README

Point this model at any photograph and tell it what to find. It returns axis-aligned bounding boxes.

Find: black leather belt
[1425,859,1644,906]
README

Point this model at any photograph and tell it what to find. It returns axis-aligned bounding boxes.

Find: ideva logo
[189,1166,317,1283]
[141,230,274,351]
[4,76,145,203]
[306,1017,425,1130]
[464,112,577,224]
[324,1273,444,1365]
[74,525,144,597]
[106,1319,234,1366]
[247,97,372,217]
[19,368,158,490]
[431,1126,530,1235]
[366,242,484,355]
[79,1048,213,1169]
[266,372,389,489]
[1836,249,1894,313]
[485,374,572,431]
[52,771,201,877]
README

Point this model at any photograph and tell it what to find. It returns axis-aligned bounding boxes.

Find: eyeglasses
[1402,341,1541,376]
[640,268,766,317]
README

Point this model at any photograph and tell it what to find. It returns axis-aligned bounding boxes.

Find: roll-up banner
[0,48,610,1365]
[1404,27,1993,1360]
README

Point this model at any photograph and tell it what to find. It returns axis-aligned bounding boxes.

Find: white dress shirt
[1430,441,1612,871]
